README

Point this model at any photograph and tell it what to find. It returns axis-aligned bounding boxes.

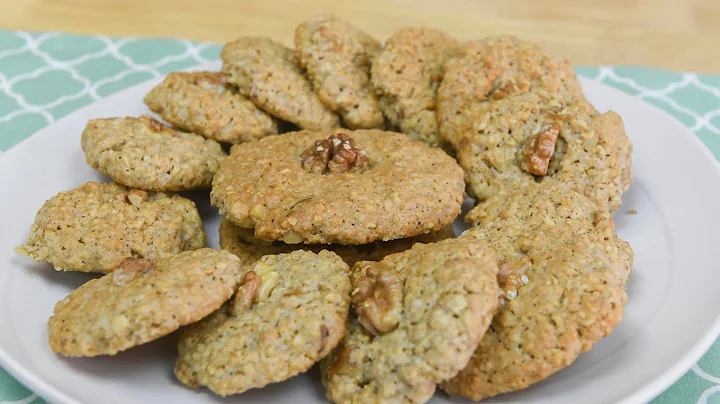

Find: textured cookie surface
[219,218,454,267]
[221,36,339,130]
[437,35,584,149]
[81,116,226,191]
[211,129,464,244]
[371,27,461,147]
[442,183,633,400]
[175,250,351,396]
[295,13,383,129]
[457,91,632,212]
[48,249,242,357]
[16,181,205,273]
[144,71,278,144]
[321,237,500,404]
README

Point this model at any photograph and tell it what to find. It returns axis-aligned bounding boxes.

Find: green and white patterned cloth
[0,30,718,404]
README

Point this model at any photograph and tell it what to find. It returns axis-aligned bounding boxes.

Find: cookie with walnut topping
[371,27,462,147]
[211,129,464,245]
[457,91,632,212]
[219,218,454,267]
[437,35,584,149]
[221,36,340,131]
[175,250,351,396]
[47,248,243,357]
[143,71,278,144]
[441,182,633,401]
[16,181,205,273]
[295,13,384,129]
[81,115,227,191]
[321,237,500,404]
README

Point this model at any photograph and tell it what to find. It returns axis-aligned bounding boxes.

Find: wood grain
[1,0,719,72]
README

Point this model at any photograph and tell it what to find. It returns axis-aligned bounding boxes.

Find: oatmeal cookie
[457,91,632,212]
[219,218,454,267]
[442,182,633,400]
[437,35,584,149]
[221,36,339,130]
[48,249,242,357]
[16,181,205,273]
[321,237,500,404]
[175,250,351,396]
[81,115,226,191]
[295,13,383,129]
[143,71,278,144]
[371,27,462,147]
[211,129,464,244]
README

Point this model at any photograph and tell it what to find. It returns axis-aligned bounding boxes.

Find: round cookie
[175,250,351,396]
[211,129,464,244]
[48,248,243,357]
[457,91,633,212]
[16,181,205,273]
[442,183,633,400]
[437,35,584,149]
[221,36,340,131]
[321,237,500,404]
[219,218,455,267]
[81,115,226,191]
[371,27,462,147]
[143,71,278,144]
[295,13,383,129]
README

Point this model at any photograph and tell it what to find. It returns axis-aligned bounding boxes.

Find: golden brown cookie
[371,27,462,147]
[211,129,464,244]
[219,218,454,267]
[295,13,383,129]
[442,183,633,400]
[48,249,243,357]
[221,36,340,131]
[437,35,584,149]
[143,71,278,144]
[321,237,500,404]
[81,115,226,191]
[457,91,633,212]
[16,181,205,273]
[175,250,351,396]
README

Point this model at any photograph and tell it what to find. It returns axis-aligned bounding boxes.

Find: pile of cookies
[15,12,634,403]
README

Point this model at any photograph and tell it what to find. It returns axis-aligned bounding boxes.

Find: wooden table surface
[2,0,719,73]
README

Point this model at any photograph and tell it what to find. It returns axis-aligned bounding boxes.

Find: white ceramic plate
[1,62,720,404]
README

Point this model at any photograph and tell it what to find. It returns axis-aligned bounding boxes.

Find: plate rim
[0,68,719,404]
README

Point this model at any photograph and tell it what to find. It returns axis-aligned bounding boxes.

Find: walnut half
[520,123,560,176]
[352,265,404,336]
[300,133,369,175]
[497,256,531,304]
[230,271,260,316]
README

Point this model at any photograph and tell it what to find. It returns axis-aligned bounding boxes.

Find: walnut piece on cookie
[300,132,369,174]
[219,219,454,268]
[211,129,464,244]
[143,71,278,144]
[16,181,205,273]
[442,183,633,400]
[371,27,462,148]
[295,13,383,129]
[437,35,584,149]
[47,249,243,357]
[457,91,633,212]
[81,115,226,191]
[221,36,340,131]
[321,237,499,404]
[175,250,351,396]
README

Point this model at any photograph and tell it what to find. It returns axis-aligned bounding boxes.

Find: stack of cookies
[15,12,634,403]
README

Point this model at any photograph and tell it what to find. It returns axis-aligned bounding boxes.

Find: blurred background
[1,0,718,72]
